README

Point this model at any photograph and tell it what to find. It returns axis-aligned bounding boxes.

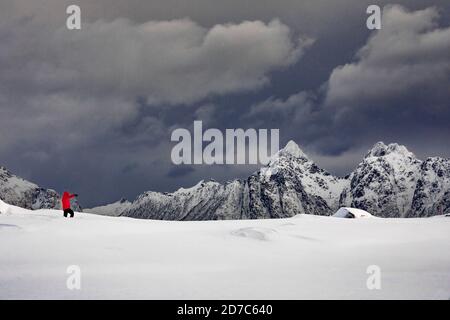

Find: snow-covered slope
[85,198,131,216]
[1,199,449,299]
[0,166,82,211]
[120,141,450,220]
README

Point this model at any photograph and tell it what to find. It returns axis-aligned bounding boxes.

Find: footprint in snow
[0,223,21,229]
[231,227,277,241]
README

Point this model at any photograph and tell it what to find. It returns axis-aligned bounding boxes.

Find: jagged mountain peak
[366,141,416,159]
[175,179,213,193]
[344,142,425,218]
[0,166,16,178]
[273,140,309,161]
[0,165,38,189]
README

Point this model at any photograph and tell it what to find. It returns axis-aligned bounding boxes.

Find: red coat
[62,192,76,210]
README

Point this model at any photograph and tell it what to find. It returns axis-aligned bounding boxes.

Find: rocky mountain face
[120,180,246,220]
[339,143,450,217]
[0,166,82,211]
[410,157,450,217]
[339,142,422,217]
[117,141,450,220]
[243,141,347,219]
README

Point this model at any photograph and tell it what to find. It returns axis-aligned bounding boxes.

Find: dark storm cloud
[0,1,449,206]
[322,5,450,156]
[1,17,308,105]
[245,5,450,162]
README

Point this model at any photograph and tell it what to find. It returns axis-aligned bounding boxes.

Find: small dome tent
[333,207,373,219]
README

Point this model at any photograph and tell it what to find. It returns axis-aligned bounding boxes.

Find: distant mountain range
[1,141,449,219]
[92,141,450,219]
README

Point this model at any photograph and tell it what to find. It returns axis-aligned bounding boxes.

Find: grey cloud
[326,5,450,108]
[1,17,308,105]
[321,5,450,154]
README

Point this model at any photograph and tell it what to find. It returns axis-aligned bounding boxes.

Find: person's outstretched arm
[69,193,78,199]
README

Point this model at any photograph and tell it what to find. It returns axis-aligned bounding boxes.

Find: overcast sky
[1,0,449,207]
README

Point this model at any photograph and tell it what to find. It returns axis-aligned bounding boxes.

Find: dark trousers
[63,208,74,218]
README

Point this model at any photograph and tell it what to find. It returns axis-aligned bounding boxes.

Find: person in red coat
[62,191,78,218]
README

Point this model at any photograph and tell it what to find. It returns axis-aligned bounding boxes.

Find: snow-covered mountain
[243,141,347,218]
[116,141,346,220]
[0,166,82,211]
[117,141,450,220]
[339,142,422,217]
[340,143,450,217]
[85,198,131,216]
